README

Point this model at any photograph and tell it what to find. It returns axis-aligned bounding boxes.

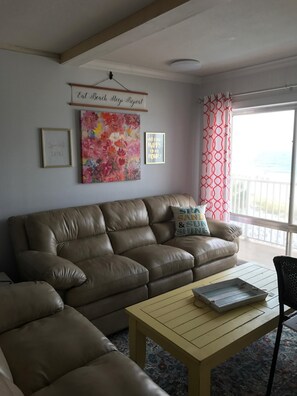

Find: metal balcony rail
[231,177,297,248]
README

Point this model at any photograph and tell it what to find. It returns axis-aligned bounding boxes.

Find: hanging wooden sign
[69,83,148,112]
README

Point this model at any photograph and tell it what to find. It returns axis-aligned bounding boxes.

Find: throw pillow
[171,205,210,236]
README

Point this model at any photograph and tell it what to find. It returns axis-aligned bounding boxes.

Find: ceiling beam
[60,0,190,64]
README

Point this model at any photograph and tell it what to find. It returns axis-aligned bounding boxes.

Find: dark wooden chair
[266,255,297,396]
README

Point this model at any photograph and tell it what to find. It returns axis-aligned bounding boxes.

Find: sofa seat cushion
[66,255,149,307]
[0,307,116,396]
[32,351,167,396]
[123,244,194,281]
[165,236,238,266]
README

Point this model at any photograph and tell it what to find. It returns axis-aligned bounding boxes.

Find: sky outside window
[231,110,294,182]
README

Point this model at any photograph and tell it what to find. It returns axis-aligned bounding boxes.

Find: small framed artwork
[41,128,73,168]
[145,132,165,164]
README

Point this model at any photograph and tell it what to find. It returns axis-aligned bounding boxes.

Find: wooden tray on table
[192,277,268,312]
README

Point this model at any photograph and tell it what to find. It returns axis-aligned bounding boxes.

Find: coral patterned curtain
[200,92,232,221]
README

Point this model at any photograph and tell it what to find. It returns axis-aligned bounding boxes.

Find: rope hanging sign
[69,72,148,112]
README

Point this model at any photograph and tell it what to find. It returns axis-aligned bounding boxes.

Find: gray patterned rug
[109,326,297,396]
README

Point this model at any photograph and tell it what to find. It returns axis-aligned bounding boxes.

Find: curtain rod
[234,83,297,98]
[199,83,297,102]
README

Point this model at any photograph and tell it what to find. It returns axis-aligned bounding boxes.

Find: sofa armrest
[206,219,242,242]
[16,251,87,290]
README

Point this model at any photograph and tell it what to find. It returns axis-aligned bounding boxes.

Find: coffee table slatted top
[126,263,280,365]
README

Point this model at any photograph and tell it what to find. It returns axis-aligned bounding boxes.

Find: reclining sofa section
[9,193,242,335]
[0,281,168,396]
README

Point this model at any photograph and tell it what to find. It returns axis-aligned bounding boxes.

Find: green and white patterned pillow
[171,205,210,237]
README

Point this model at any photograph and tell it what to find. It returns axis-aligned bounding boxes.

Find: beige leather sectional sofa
[0,281,168,396]
[9,193,242,335]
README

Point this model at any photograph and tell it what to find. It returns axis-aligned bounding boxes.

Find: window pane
[293,158,297,225]
[231,111,294,222]
[292,233,297,258]
[236,221,286,267]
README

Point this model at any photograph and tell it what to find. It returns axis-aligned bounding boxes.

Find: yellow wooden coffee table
[126,262,285,396]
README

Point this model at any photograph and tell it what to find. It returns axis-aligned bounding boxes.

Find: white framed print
[145,132,165,164]
[41,128,73,168]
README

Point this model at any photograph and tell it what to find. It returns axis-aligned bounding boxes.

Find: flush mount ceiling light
[169,59,201,71]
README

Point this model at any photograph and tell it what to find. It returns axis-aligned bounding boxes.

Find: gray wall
[3,49,296,279]
[0,50,200,278]
[200,61,297,109]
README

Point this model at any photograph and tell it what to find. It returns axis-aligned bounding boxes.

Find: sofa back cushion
[143,193,197,243]
[0,282,64,334]
[0,282,117,396]
[24,205,113,262]
[0,306,116,396]
[100,199,156,254]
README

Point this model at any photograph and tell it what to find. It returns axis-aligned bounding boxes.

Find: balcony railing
[231,177,296,248]
[231,177,291,221]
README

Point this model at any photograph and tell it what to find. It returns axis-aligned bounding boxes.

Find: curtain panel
[200,92,232,221]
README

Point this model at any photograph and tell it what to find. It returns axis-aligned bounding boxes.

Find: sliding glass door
[230,107,297,266]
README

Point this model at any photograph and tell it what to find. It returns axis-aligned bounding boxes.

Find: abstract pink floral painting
[80,111,141,183]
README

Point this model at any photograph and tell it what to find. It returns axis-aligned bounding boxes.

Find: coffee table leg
[188,363,211,396]
[128,317,146,368]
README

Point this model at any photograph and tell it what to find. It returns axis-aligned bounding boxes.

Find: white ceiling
[1,0,297,81]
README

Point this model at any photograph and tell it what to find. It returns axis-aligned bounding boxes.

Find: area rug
[109,326,297,396]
